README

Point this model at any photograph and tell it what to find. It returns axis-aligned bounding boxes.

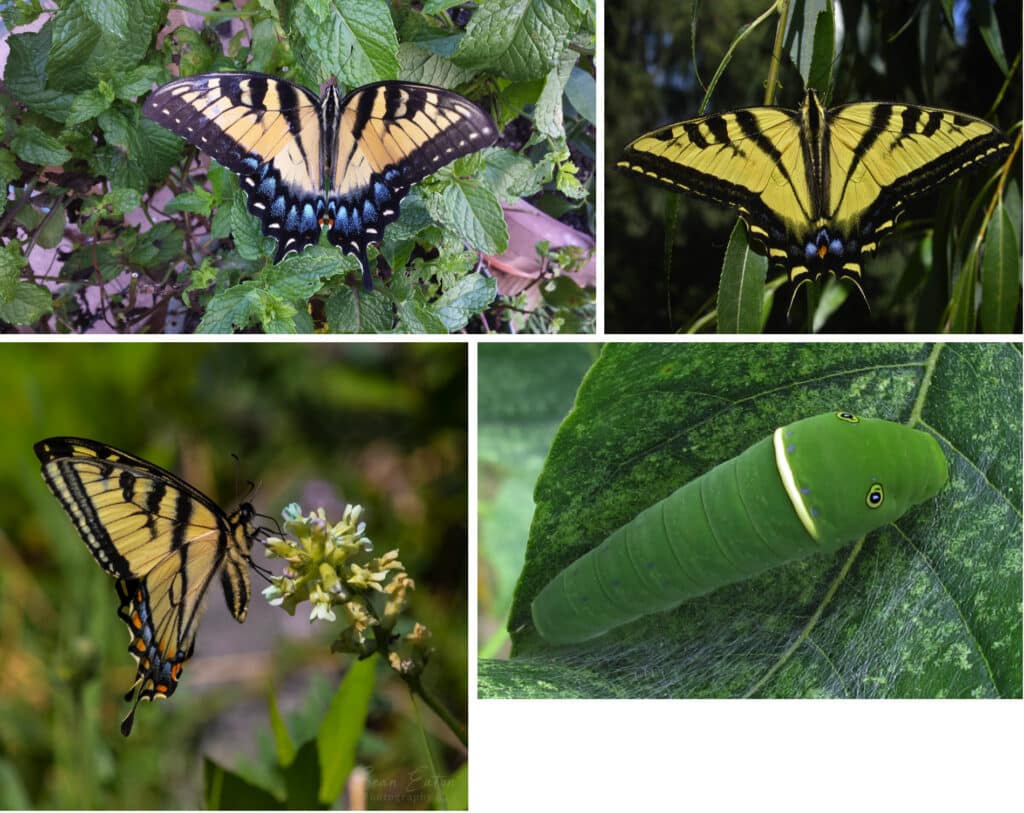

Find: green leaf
[182,259,218,307]
[324,287,394,333]
[36,202,67,249]
[980,203,1020,333]
[479,148,544,201]
[290,0,400,87]
[0,283,53,325]
[114,64,165,100]
[204,757,283,810]
[80,0,131,42]
[316,657,376,804]
[48,0,161,90]
[96,106,135,150]
[431,272,496,331]
[165,190,215,216]
[1,0,45,29]
[66,83,115,126]
[432,178,507,254]
[0,244,25,303]
[282,740,323,809]
[716,220,768,333]
[262,250,350,302]
[534,50,575,139]
[397,42,477,87]
[11,125,71,166]
[454,0,585,81]
[196,281,270,333]
[130,221,183,266]
[102,188,142,217]
[395,298,449,333]
[5,24,76,121]
[483,343,1022,699]
[230,192,272,261]
[0,148,19,183]
[564,65,596,124]
[267,688,295,766]
[137,117,184,182]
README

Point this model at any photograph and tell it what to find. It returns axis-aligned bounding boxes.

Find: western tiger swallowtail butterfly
[618,89,1010,308]
[35,437,269,735]
[143,72,498,290]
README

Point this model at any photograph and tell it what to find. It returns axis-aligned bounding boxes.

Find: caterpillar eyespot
[866,483,885,508]
[530,412,948,645]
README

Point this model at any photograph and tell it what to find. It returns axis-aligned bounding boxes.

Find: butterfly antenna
[230,452,242,498]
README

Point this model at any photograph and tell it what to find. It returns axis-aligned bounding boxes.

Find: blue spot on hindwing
[271,196,286,217]
[302,202,316,230]
[259,175,277,197]
[829,237,843,255]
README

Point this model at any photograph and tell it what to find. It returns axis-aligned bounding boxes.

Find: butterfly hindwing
[143,72,498,289]
[34,437,257,735]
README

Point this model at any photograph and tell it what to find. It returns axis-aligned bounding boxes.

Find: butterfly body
[144,73,498,289]
[34,437,260,735]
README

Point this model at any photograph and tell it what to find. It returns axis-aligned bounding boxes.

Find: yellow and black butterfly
[35,437,269,736]
[618,89,1010,307]
[142,72,499,289]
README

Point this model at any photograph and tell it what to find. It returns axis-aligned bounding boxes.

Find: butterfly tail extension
[115,579,187,736]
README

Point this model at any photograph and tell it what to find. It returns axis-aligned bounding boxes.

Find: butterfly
[34,437,269,735]
[143,72,499,289]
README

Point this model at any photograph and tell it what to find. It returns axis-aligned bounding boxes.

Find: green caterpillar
[531,412,948,645]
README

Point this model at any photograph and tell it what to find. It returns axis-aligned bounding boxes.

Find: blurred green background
[477,344,597,659]
[0,342,467,808]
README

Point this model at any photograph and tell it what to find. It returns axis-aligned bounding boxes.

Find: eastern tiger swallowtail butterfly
[35,437,268,735]
[143,72,499,290]
[617,89,1010,308]
[531,412,948,645]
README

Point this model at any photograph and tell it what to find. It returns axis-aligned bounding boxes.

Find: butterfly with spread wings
[35,437,271,736]
[143,72,499,289]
